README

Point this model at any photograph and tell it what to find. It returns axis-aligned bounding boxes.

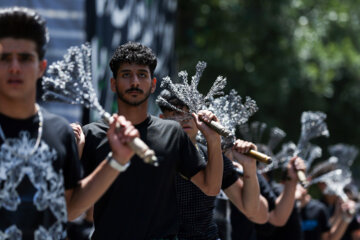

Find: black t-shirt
[341,213,360,240]
[273,205,302,240]
[321,199,360,240]
[300,199,331,240]
[230,173,277,240]
[177,143,238,240]
[255,182,302,240]
[81,116,206,240]
[0,108,82,240]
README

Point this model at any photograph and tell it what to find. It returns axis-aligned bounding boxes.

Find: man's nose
[9,58,21,74]
[130,75,140,87]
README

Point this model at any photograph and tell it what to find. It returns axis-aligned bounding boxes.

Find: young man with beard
[81,42,224,239]
[0,7,139,239]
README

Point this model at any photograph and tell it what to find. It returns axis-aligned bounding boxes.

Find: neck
[117,100,149,125]
[0,98,37,119]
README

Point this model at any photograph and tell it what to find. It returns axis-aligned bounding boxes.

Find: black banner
[86,0,177,120]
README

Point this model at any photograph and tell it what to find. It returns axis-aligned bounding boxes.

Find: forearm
[66,159,121,220]
[202,139,223,195]
[329,216,351,240]
[241,168,261,217]
[248,195,269,224]
[331,212,343,230]
[269,180,297,226]
[228,185,269,225]
[77,144,84,158]
[225,176,269,223]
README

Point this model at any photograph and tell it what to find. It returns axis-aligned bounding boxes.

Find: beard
[115,85,152,106]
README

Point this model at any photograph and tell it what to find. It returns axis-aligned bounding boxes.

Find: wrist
[204,135,221,146]
[342,213,353,223]
[242,163,257,176]
[106,152,131,172]
[284,178,297,187]
[242,171,257,181]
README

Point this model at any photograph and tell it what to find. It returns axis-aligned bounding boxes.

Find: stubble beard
[116,86,152,107]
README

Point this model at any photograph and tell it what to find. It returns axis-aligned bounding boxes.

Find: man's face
[111,63,156,106]
[0,38,46,103]
[161,106,198,140]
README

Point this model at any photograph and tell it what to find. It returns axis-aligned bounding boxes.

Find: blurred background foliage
[175,0,360,176]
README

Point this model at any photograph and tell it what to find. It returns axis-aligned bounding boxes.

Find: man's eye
[139,73,147,78]
[122,73,130,77]
[19,55,32,62]
[0,55,11,62]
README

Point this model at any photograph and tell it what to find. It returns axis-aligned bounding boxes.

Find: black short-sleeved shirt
[230,173,277,240]
[177,143,238,240]
[272,205,302,240]
[300,199,331,240]
[0,108,82,240]
[81,116,206,240]
[321,199,360,240]
[256,182,302,240]
[341,213,360,240]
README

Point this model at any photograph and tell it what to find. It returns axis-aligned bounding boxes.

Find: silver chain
[0,104,43,158]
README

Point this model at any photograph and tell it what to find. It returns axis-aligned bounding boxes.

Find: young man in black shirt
[296,183,354,240]
[158,89,269,240]
[296,183,332,240]
[317,182,357,240]
[254,172,303,240]
[230,156,305,240]
[81,42,224,239]
[0,7,139,239]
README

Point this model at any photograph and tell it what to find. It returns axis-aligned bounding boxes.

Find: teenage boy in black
[297,183,331,240]
[296,183,354,240]
[230,156,305,240]
[341,184,360,240]
[0,7,139,239]
[317,182,357,240]
[158,89,269,240]
[254,171,303,240]
[81,42,224,240]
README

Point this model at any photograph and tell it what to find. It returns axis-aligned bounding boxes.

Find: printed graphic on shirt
[301,219,319,231]
[0,131,67,239]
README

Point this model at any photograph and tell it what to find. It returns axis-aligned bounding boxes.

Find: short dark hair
[109,42,157,78]
[0,7,49,59]
[157,88,187,113]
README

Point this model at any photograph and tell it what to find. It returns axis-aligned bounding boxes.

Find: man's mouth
[126,89,143,94]
[8,78,23,85]
[182,124,192,130]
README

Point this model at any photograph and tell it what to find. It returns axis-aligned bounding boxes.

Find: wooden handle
[200,118,272,165]
[297,170,308,187]
[247,149,272,165]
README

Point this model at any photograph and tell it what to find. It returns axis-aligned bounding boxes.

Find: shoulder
[148,115,185,136]
[257,173,270,188]
[258,174,277,201]
[42,108,70,126]
[309,199,328,212]
[83,119,108,138]
[149,115,182,130]
[41,108,73,136]
[197,142,208,152]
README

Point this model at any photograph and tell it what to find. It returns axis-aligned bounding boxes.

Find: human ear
[151,77,157,93]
